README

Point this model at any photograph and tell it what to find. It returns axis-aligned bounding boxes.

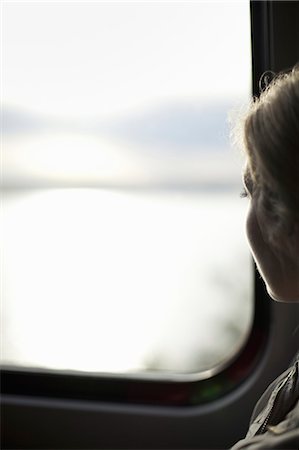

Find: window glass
[2,1,252,376]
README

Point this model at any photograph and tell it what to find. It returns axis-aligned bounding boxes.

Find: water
[2,187,253,375]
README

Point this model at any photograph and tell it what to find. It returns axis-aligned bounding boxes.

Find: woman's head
[239,66,299,302]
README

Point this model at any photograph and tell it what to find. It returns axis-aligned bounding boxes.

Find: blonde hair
[239,66,299,237]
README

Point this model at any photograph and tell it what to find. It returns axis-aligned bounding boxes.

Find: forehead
[243,158,257,181]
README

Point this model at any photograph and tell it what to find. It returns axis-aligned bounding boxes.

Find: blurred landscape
[2,0,252,377]
[3,99,244,190]
[2,99,252,376]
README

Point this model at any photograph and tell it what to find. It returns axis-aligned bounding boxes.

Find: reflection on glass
[2,1,252,375]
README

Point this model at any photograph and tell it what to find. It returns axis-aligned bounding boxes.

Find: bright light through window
[2,1,252,376]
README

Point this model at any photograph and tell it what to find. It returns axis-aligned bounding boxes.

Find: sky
[2,1,251,120]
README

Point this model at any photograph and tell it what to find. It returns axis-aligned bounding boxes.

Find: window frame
[1,1,299,448]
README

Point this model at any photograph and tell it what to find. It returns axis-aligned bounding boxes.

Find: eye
[240,188,249,198]
[242,169,254,198]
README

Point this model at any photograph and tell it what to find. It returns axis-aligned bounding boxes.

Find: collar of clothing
[247,357,299,437]
[231,352,299,450]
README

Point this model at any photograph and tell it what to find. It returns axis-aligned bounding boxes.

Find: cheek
[245,202,271,275]
[245,202,285,300]
[245,200,299,302]
[245,204,260,258]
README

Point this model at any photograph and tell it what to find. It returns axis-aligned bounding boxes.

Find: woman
[231,67,299,449]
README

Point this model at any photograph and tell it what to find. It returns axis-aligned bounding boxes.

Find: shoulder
[250,353,299,428]
[231,352,299,450]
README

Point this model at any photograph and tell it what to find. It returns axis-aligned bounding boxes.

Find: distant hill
[3,108,46,134]
[98,100,234,152]
[3,100,238,152]
[3,100,245,188]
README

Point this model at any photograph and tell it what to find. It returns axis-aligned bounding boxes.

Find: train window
[2,1,252,377]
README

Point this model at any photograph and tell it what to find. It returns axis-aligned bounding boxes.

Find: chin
[266,285,299,303]
[266,287,285,302]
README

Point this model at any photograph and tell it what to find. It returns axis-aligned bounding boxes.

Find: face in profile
[243,167,299,303]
